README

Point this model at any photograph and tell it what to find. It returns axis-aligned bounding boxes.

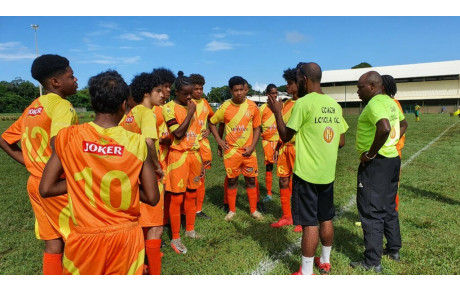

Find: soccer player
[350,71,408,273]
[190,73,214,220]
[209,76,263,221]
[39,69,159,275]
[120,72,164,275]
[152,68,175,225]
[270,68,301,232]
[259,84,279,202]
[414,104,421,121]
[0,54,78,275]
[268,62,348,275]
[162,72,204,254]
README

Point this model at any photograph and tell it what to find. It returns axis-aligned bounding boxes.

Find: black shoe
[350,261,383,273]
[383,248,400,261]
[196,211,212,220]
[257,202,266,213]
[161,239,166,248]
[222,203,229,213]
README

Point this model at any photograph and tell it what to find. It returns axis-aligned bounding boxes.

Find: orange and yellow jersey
[153,105,170,166]
[1,93,78,177]
[210,98,261,149]
[55,122,148,228]
[120,104,158,149]
[195,98,214,141]
[394,99,405,152]
[259,103,279,141]
[162,100,200,152]
[281,99,297,144]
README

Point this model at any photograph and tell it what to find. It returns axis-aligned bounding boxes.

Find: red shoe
[291,266,316,275]
[161,251,164,258]
[314,257,331,274]
[293,225,302,232]
[143,265,149,275]
[270,216,293,228]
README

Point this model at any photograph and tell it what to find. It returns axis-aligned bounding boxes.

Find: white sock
[320,245,332,264]
[301,256,314,275]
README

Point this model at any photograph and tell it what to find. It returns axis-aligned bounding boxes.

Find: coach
[350,71,408,273]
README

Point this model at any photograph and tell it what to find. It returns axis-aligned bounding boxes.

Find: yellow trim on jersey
[223,147,238,160]
[127,249,145,275]
[169,151,188,170]
[58,204,72,240]
[227,101,249,130]
[63,254,81,275]
[34,218,40,239]
[133,105,158,140]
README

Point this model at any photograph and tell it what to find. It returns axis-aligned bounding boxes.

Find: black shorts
[291,174,335,226]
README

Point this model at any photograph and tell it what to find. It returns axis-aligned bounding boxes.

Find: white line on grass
[249,119,459,275]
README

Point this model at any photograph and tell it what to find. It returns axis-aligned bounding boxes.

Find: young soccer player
[209,76,263,221]
[271,68,301,232]
[162,71,204,254]
[0,54,78,275]
[39,70,159,275]
[259,84,279,202]
[190,73,214,220]
[120,72,164,275]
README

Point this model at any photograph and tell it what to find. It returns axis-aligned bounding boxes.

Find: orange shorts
[63,221,144,275]
[199,138,212,169]
[165,149,202,193]
[262,140,278,164]
[223,147,258,179]
[159,145,169,176]
[139,182,164,227]
[277,143,296,178]
[27,175,73,241]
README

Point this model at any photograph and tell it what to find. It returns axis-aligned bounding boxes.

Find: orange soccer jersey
[55,122,148,275]
[154,105,170,170]
[196,98,214,167]
[162,101,202,193]
[210,98,261,178]
[259,103,279,164]
[394,99,405,156]
[277,99,297,177]
[120,105,164,228]
[1,93,78,240]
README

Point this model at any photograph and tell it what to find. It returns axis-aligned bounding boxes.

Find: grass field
[0,113,459,275]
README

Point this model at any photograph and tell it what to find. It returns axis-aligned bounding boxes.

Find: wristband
[365,151,376,160]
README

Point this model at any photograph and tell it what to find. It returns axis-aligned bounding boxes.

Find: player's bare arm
[39,151,67,198]
[267,94,296,143]
[145,137,164,179]
[242,126,260,157]
[0,137,24,165]
[139,146,160,206]
[400,119,408,138]
[339,133,346,148]
[209,122,228,151]
[171,99,196,140]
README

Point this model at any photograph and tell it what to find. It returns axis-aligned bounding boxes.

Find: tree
[9,78,39,101]
[207,86,231,103]
[278,85,287,92]
[352,62,372,69]
[67,88,91,110]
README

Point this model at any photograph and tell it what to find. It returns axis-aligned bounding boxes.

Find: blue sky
[1,16,460,93]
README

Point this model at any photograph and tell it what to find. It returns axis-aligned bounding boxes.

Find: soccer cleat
[291,266,316,275]
[293,225,302,232]
[251,210,264,221]
[314,257,331,274]
[383,248,400,261]
[349,261,382,273]
[224,211,236,221]
[171,238,187,254]
[262,195,273,203]
[222,203,230,213]
[196,211,212,220]
[185,230,202,239]
[270,216,293,228]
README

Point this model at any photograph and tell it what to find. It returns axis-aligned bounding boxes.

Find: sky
[1,15,460,94]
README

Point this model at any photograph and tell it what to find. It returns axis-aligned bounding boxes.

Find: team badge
[390,126,396,139]
[323,126,334,143]
[193,176,200,183]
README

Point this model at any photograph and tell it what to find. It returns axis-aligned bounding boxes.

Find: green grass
[0,113,459,275]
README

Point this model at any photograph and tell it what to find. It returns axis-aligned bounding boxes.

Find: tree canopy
[352,62,372,69]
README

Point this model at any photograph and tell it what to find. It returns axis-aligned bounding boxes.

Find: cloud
[80,55,141,65]
[209,29,254,39]
[119,33,143,41]
[252,82,268,93]
[0,42,36,61]
[285,31,306,43]
[0,53,36,61]
[139,32,169,41]
[205,40,234,51]
[98,21,119,30]
[210,33,226,39]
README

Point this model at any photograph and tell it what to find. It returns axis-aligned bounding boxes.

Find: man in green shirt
[350,71,408,273]
[268,62,348,275]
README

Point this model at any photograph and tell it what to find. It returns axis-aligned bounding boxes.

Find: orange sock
[184,191,197,231]
[255,177,260,201]
[163,193,171,225]
[224,176,228,204]
[280,188,292,218]
[145,239,162,275]
[266,171,273,196]
[227,188,238,212]
[43,252,62,275]
[169,194,184,239]
[196,177,205,213]
[395,193,399,212]
[247,187,258,213]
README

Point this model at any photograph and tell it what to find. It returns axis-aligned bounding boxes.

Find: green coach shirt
[287,92,349,184]
[356,94,405,158]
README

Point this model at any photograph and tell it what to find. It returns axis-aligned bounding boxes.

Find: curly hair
[88,70,129,114]
[282,68,297,83]
[189,73,205,86]
[152,67,176,85]
[31,54,69,85]
[265,84,277,94]
[382,74,397,98]
[129,73,162,104]
[228,76,246,90]
[174,71,193,92]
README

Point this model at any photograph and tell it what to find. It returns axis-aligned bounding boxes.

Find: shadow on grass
[401,184,460,206]
[333,211,365,262]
